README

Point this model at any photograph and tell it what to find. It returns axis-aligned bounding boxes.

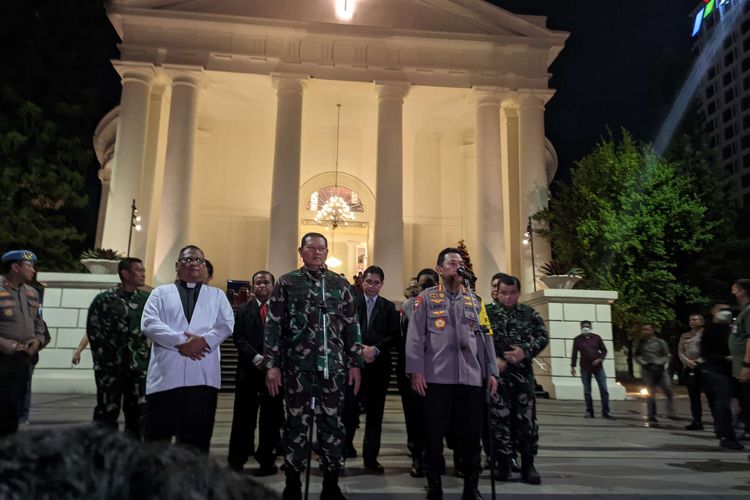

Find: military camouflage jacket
[86,286,150,373]
[264,266,363,373]
[485,302,548,372]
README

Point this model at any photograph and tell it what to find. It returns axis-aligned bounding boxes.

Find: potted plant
[539,260,584,289]
[80,248,124,274]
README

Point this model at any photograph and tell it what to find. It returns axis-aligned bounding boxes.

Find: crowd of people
[1,242,750,500]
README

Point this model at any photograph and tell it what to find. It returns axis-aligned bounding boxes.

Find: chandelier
[315,104,355,229]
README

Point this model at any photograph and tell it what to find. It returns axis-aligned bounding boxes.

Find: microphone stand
[462,273,497,500]
[304,272,330,500]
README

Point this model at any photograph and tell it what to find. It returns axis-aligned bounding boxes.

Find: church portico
[96,0,567,299]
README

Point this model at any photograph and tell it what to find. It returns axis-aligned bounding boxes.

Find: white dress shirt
[141,282,234,395]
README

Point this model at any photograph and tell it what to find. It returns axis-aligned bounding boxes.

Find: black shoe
[364,460,385,474]
[521,454,541,485]
[425,475,442,500]
[461,473,482,500]
[510,456,521,473]
[719,438,745,451]
[321,470,347,500]
[685,422,704,431]
[647,417,658,423]
[343,444,357,459]
[584,412,595,418]
[491,458,511,481]
[282,468,302,500]
[255,463,278,477]
[602,413,616,420]
[410,461,425,478]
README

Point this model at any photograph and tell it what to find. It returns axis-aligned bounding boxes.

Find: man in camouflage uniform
[265,232,362,500]
[0,250,49,436]
[86,257,149,436]
[486,274,548,485]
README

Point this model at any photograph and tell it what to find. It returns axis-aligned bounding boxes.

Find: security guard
[486,274,548,485]
[86,257,150,436]
[406,247,497,500]
[264,232,363,500]
[0,250,48,436]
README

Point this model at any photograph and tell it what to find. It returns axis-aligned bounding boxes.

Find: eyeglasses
[178,257,205,265]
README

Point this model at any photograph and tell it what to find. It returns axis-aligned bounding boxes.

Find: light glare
[335,0,354,21]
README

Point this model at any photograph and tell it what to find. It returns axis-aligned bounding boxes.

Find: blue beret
[1,250,38,264]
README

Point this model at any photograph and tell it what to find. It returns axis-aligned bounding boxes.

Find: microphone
[457,267,476,282]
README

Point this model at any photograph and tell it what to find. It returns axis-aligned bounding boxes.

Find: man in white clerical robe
[141,244,234,453]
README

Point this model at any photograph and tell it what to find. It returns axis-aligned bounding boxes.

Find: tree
[535,131,714,351]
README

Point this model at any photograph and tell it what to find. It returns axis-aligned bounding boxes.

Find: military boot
[320,470,347,500]
[461,473,482,500]
[521,454,541,485]
[425,474,443,500]
[491,457,511,481]
[282,468,302,500]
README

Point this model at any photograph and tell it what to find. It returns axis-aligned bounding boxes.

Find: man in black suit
[342,265,400,474]
[227,271,283,475]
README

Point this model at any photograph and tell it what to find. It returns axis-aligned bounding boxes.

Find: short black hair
[491,272,509,283]
[580,320,592,328]
[641,322,655,329]
[436,247,462,267]
[496,274,521,292]
[2,260,16,274]
[688,312,704,320]
[417,268,439,283]
[178,244,203,257]
[205,260,214,279]
[300,232,327,248]
[118,258,143,280]
[734,278,750,296]
[251,270,275,285]
[362,265,384,282]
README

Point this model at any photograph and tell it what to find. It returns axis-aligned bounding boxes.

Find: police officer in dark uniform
[0,250,48,436]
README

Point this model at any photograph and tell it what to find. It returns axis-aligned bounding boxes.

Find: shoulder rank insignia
[414,295,423,309]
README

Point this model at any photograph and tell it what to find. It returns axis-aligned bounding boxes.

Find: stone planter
[80,259,119,275]
[540,274,582,289]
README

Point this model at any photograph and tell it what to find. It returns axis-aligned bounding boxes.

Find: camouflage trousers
[93,366,147,436]
[282,366,346,472]
[489,369,538,457]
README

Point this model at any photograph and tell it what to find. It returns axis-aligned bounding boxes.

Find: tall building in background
[693,0,750,207]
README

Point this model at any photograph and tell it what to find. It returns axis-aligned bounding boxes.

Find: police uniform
[86,285,150,435]
[263,266,363,474]
[485,300,548,480]
[405,283,496,498]
[0,250,48,436]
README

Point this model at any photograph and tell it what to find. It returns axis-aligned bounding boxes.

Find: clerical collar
[177,280,199,289]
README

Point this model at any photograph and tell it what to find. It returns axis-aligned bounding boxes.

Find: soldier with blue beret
[0,250,49,436]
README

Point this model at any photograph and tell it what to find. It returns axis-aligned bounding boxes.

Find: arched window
[307,185,364,212]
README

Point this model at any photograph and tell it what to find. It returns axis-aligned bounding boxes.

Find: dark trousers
[93,368,145,436]
[398,367,426,459]
[701,367,736,440]
[642,366,674,419]
[684,365,704,424]
[424,383,483,477]
[144,385,218,454]
[0,352,31,436]
[581,367,610,415]
[343,359,390,462]
[739,381,750,433]
[227,365,284,468]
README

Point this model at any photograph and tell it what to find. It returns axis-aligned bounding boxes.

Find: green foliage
[535,131,714,347]
[539,260,583,277]
[80,248,124,260]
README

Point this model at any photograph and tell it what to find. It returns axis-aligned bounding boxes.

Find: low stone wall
[33,272,120,394]
[522,288,627,401]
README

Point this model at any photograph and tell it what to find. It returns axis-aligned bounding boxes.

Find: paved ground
[19,389,750,499]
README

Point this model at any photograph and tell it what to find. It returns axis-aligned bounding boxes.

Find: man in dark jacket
[571,320,614,419]
[227,271,283,475]
[343,265,400,473]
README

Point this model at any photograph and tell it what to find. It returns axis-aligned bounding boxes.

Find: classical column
[373,81,410,300]
[153,69,203,284]
[101,65,154,253]
[472,88,505,300]
[266,75,307,276]
[517,93,550,292]
[500,102,522,279]
[95,167,112,248]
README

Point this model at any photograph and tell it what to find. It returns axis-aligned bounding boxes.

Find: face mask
[715,310,732,323]
[581,327,592,335]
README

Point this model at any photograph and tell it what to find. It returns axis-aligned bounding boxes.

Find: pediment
[112,0,559,39]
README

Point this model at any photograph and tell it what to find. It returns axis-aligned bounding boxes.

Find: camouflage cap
[1,250,38,264]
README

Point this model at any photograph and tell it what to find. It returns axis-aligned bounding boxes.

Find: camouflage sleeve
[524,309,549,359]
[342,282,363,368]
[86,295,104,347]
[263,279,285,369]
[405,293,427,375]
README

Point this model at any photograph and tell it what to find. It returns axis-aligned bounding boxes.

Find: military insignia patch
[3,309,13,317]
[0,291,10,297]
[434,318,446,330]
[414,295,423,309]
[429,293,438,298]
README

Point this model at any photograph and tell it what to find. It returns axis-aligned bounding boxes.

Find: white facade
[95,0,568,300]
